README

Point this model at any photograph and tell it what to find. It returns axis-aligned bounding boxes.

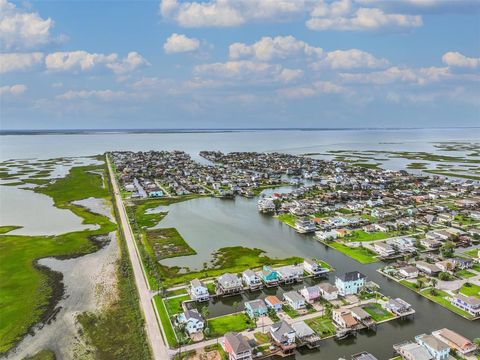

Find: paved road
[107,156,169,360]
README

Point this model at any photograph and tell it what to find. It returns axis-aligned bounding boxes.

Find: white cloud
[312,49,389,69]
[307,1,422,31]
[56,89,127,101]
[442,52,480,68]
[278,81,348,98]
[45,51,148,74]
[159,0,307,27]
[340,66,450,85]
[277,68,304,82]
[107,52,150,74]
[0,83,27,95]
[0,52,44,73]
[229,36,323,61]
[164,33,200,54]
[0,0,54,50]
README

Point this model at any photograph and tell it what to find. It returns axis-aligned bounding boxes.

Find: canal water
[157,193,479,359]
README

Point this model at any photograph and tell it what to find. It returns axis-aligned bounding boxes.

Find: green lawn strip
[462,249,479,259]
[345,229,400,242]
[207,313,255,338]
[454,215,479,226]
[362,303,394,322]
[0,226,22,234]
[254,332,270,344]
[305,316,336,338]
[317,260,333,271]
[459,283,480,298]
[325,241,378,264]
[164,295,190,316]
[22,350,56,360]
[276,213,297,227]
[419,289,474,319]
[145,228,196,260]
[0,161,117,354]
[167,287,188,297]
[153,295,178,348]
[282,305,299,318]
[424,170,480,181]
[456,269,476,279]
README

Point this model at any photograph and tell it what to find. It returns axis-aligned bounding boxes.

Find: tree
[473,338,480,347]
[440,241,455,258]
[431,278,437,289]
[415,279,424,289]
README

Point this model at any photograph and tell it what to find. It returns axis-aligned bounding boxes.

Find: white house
[315,230,337,241]
[374,242,396,257]
[277,265,303,284]
[283,291,306,310]
[318,282,338,301]
[177,309,204,335]
[303,258,329,276]
[335,271,367,296]
[398,266,419,279]
[242,269,262,290]
[332,308,358,329]
[189,279,210,302]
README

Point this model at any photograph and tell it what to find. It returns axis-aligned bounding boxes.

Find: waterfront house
[350,306,372,325]
[415,334,450,360]
[332,308,358,329]
[398,266,419,279]
[283,291,306,310]
[452,257,473,270]
[291,321,320,348]
[259,266,279,287]
[432,328,477,355]
[277,265,303,284]
[394,341,433,360]
[450,294,480,317]
[351,352,379,360]
[335,271,367,296]
[384,298,414,316]
[242,269,262,290]
[245,299,268,318]
[295,217,316,233]
[336,228,351,238]
[222,332,252,360]
[265,295,282,312]
[373,242,396,257]
[189,279,210,302]
[300,286,321,303]
[270,320,296,351]
[303,258,329,276]
[416,261,441,276]
[318,282,338,301]
[216,273,243,295]
[315,229,337,241]
[176,309,204,335]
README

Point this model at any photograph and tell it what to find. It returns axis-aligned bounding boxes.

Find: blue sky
[1,0,479,129]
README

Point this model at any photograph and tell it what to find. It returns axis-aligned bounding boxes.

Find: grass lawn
[153,295,178,347]
[0,161,117,354]
[164,295,190,316]
[282,305,299,318]
[362,303,394,322]
[456,269,476,279]
[345,229,400,242]
[463,248,479,259]
[420,289,474,320]
[254,332,270,344]
[167,287,188,297]
[207,313,255,338]
[459,283,480,298]
[326,241,378,264]
[276,213,297,228]
[305,316,336,338]
[145,228,196,260]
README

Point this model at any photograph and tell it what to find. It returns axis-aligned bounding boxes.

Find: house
[277,265,303,283]
[350,306,372,324]
[450,294,480,317]
[394,341,433,360]
[415,334,450,360]
[189,279,210,302]
[398,266,419,279]
[222,332,253,360]
[374,223,389,232]
[452,257,473,270]
[300,286,321,303]
[416,261,441,276]
[216,273,243,295]
[436,260,455,273]
[291,321,320,348]
[374,242,396,257]
[245,299,268,318]
[295,217,316,233]
[384,298,414,316]
[332,308,358,329]
[318,282,338,301]
[336,228,351,238]
[259,266,279,287]
[242,270,262,290]
[303,258,329,276]
[432,328,477,355]
[315,229,337,241]
[335,271,367,296]
[351,352,379,360]
[270,320,296,350]
[177,309,204,334]
[265,295,282,312]
[283,291,306,310]
[421,238,442,250]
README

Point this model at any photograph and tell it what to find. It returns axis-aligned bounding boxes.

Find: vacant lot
[207,313,255,338]
[305,316,336,338]
[146,228,196,260]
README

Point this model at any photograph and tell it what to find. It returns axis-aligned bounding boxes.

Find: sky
[0,0,479,130]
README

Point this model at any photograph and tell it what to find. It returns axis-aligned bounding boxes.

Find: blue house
[415,334,450,360]
[260,266,279,287]
[335,271,366,296]
[245,299,268,318]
